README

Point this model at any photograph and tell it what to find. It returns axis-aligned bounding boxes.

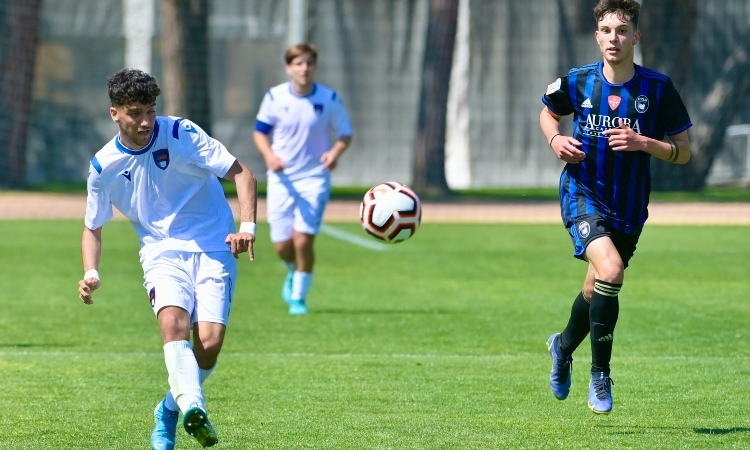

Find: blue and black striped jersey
[542,61,692,234]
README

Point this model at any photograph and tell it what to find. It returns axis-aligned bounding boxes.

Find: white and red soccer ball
[359,182,421,243]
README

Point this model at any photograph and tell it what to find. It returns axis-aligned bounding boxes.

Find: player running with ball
[78,68,257,448]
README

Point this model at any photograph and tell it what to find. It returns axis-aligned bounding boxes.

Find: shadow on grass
[694,427,750,435]
[313,308,456,315]
[0,343,73,348]
[595,424,750,436]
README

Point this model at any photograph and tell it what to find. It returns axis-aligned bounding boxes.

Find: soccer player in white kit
[253,43,353,315]
[77,69,258,449]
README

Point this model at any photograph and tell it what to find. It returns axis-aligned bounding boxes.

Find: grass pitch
[0,220,749,449]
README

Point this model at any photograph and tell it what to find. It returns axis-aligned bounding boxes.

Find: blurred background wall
[1,0,749,191]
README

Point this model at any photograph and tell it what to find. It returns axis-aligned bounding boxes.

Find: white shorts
[142,250,237,325]
[266,172,331,242]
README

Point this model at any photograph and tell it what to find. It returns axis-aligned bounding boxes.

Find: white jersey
[85,116,237,263]
[255,82,352,180]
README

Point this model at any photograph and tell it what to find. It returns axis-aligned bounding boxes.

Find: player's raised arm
[79,226,102,304]
[223,160,258,260]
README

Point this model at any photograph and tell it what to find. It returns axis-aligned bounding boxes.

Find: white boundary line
[320,224,390,251]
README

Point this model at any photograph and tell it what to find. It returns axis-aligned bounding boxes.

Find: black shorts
[568,214,641,268]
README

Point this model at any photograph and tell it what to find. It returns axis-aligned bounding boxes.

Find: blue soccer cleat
[588,372,614,414]
[282,272,293,304]
[546,333,573,400]
[183,404,218,448]
[150,399,179,450]
[288,299,308,315]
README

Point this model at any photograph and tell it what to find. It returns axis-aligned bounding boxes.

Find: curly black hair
[107,68,161,106]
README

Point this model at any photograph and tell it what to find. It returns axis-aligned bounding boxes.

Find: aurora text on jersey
[542,61,692,234]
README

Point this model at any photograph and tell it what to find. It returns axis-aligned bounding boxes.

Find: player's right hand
[551,135,585,164]
[265,154,285,172]
[78,277,101,305]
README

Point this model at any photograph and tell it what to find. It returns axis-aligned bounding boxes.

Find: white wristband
[84,269,100,281]
[239,222,257,235]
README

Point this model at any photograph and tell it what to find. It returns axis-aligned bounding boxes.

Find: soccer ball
[359,182,421,243]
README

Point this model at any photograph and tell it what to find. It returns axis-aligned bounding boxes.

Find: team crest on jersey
[546,78,561,95]
[149,287,156,307]
[608,95,621,110]
[577,221,590,238]
[635,95,649,113]
[314,104,324,116]
[153,148,170,170]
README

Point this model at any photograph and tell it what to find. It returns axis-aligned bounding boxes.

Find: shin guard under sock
[589,279,621,374]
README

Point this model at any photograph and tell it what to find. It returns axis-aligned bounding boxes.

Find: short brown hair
[285,43,318,65]
[593,0,641,28]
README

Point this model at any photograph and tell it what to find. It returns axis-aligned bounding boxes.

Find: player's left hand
[320,151,339,170]
[604,121,645,152]
[225,232,255,261]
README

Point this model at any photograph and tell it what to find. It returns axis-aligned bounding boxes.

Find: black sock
[559,291,590,355]
[589,279,621,375]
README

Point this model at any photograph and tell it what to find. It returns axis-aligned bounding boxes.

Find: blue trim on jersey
[541,96,562,115]
[288,82,317,98]
[638,65,670,82]
[115,121,160,155]
[173,118,184,139]
[91,156,103,174]
[255,120,273,134]
[267,89,274,100]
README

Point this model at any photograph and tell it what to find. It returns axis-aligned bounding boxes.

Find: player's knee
[274,240,294,259]
[194,338,222,366]
[597,260,624,284]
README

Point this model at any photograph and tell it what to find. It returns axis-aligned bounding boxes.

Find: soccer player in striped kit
[253,43,353,315]
[78,69,258,448]
[539,0,692,414]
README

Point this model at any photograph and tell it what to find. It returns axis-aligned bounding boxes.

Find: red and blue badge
[152,148,169,170]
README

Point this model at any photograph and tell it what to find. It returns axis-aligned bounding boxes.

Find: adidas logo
[598,333,613,342]
[581,98,593,108]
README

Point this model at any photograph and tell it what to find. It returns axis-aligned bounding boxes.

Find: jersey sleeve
[84,161,114,230]
[542,76,574,116]
[174,118,236,178]
[255,91,276,131]
[328,93,353,138]
[658,78,692,136]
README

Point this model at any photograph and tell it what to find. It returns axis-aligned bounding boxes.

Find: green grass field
[1,220,749,449]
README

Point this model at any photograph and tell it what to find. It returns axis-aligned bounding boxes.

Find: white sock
[163,340,204,413]
[200,362,216,383]
[164,361,216,411]
[284,261,295,272]
[291,271,313,301]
